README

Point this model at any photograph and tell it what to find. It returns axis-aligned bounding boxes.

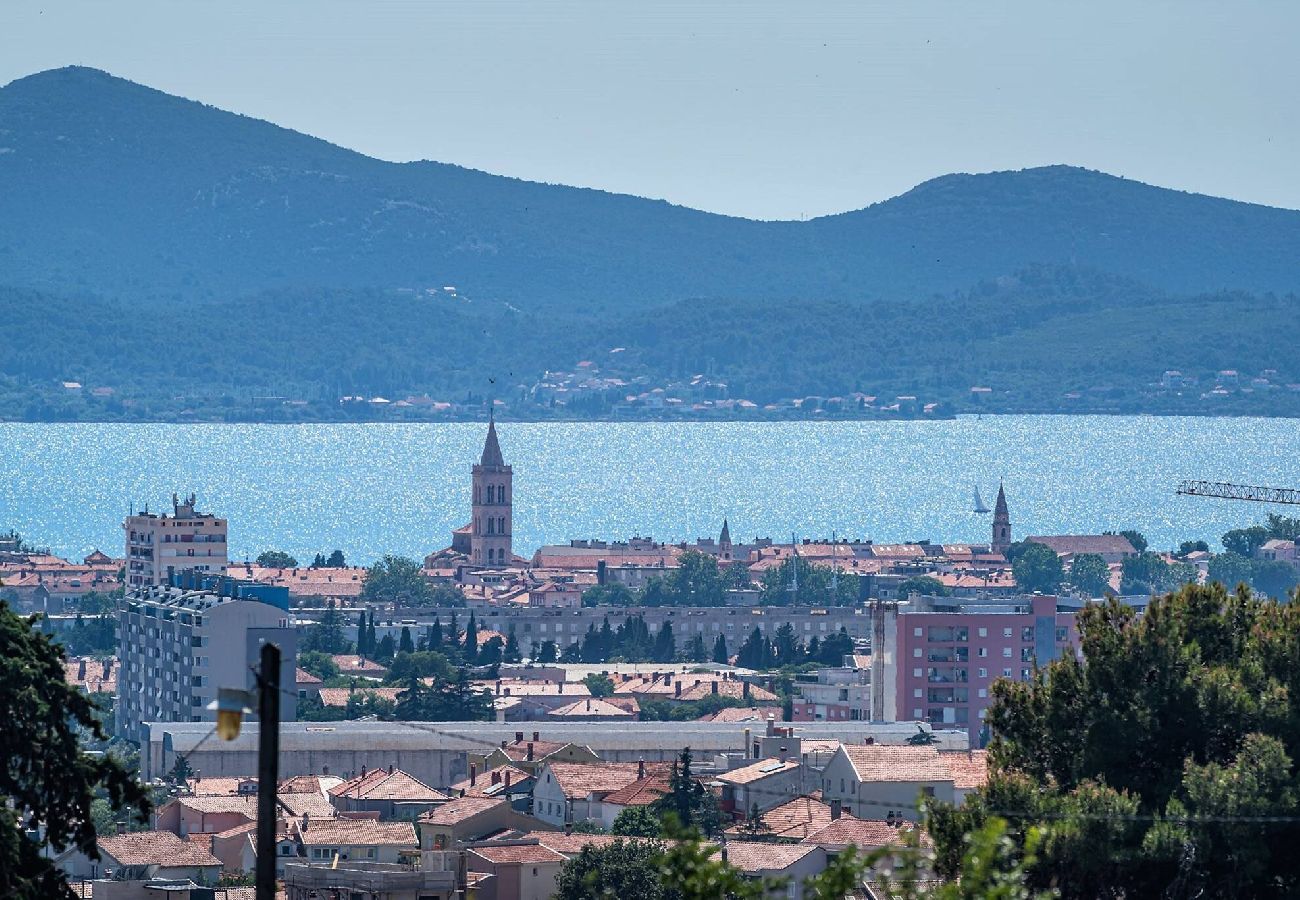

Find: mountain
[3,66,1300,310]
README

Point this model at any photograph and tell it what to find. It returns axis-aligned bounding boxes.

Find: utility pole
[255,642,281,900]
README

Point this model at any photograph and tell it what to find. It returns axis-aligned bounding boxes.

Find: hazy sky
[2,0,1295,219]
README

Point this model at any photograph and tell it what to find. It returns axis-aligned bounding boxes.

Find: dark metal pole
[256,642,281,900]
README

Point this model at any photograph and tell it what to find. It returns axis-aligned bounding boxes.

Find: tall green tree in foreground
[1,602,149,898]
[929,581,1300,898]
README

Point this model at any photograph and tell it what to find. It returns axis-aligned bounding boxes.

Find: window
[1003,668,1013,677]
[978,687,987,698]
[913,627,923,637]
[913,668,922,678]
[913,708,923,718]
[913,648,922,658]
[978,667,987,678]
[1021,668,1032,680]
[914,688,922,698]
[1002,647,1012,658]
[486,485,495,503]
[977,647,987,658]
[978,627,987,638]
[1003,627,1013,637]
[1022,626,1034,641]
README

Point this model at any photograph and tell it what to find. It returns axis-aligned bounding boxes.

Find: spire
[994,481,1009,521]
[480,411,504,468]
[719,518,731,547]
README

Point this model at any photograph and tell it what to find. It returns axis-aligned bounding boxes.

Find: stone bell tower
[471,412,512,567]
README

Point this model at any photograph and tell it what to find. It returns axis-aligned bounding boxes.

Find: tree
[611,805,663,837]
[929,582,1300,897]
[663,550,724,606]
[311,552,327,568]
[504,626,522,663]
[555,839,669,900]
[326,549,347,567]
[1,601,149,897]
[398,626,415,655]
[582,582,636,607]
[463,613,479,658]
[1222,524,1271,557]
[429,584,467,607]
[735,627,768,669]
[298,650,340,681]
[1175,540,1209,558]
[477,636,505,667]
[685,634,708,663]
[1251,558,1299,599]
[1067,553,1110,596]
[1207,551,1254,590]
[712,634,729,665]
[560,641,582,663]
[386,651,452,685]
[537,640,558,664]
[652,621,677,663]
[739,802,770,837]
[1266,514,1300,541]
[374,633,396,663]
[354,611,371,656]
[300,600,350,654]
[895,575,948,598]
[1011,543,1064,594]
[361,555,434,607]
[1119,552,1194,595]
[1117,529,1148,554]
[773,622,800,665]
[652,749,722,836]
[584,673,615,698]
[256,549,297,568]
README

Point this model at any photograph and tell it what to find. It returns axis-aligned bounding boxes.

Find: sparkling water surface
[0,417,1296,563]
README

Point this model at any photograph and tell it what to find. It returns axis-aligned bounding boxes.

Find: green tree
[664,550,724,606]
[1012,543,1065,594]
[1067,553,1110,596]
[361,555,434,606]
[1175,540,1209,558]
[537,639,558,664]
[685,633,708,663]
[1221,524,1271,557]
[398,626,415,655]
[583,582,637,607]
[1207,551,1254,590]
[326,549,347,567]
[300,600,351,653]
[583,673,616,697]
[1251,558,1299,598]
[1,602,149,897]
[385,651,452,685]
[611,805,663,837]
[1117,529,1148,554]
[773,622,800,664]
[477,635,505,666]
[298,650,340,681]
[1265,514,1300,541]
[930,582,1300,897]
[652,749,723,836]
[354,611,371,656]
[256,549,298,568]
[652,621,677,663]
[895,575,949,598]
[464,613,479,658]
[712,634,729,665]
[504,626,522,663]
[429,584,467,607]
[1119,551,1194,595]
[555,839,671,900]
[311,552,327,567]
[374,633,396,663]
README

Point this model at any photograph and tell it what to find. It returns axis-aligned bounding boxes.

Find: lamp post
[208,642,281,900]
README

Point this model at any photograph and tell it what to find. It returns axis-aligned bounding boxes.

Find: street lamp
[208,688,254,741]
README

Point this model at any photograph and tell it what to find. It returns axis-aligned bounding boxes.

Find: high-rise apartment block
[115,572,297,744]
[124,493,228,588]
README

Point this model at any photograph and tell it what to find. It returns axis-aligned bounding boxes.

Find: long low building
[145,720,968,789]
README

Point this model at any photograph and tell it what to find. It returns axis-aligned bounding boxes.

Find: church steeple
[991,481,1011,555]
[480,410,505,468]
[719,518,731,547]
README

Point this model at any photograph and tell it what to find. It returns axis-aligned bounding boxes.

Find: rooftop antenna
[789,532,799,597]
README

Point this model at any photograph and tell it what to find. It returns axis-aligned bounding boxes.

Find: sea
[0,416,1296,564]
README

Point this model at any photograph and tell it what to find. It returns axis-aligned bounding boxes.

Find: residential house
[295,668,322,701]
[419,796,554,849]
[290,817,419,865]
[532,762,664,827]
[466,841,566,900]
[1023,534,1137,565]
[717,759,806,817]
[469,731,602,776]
[329,766,450,820]
[592,769,673,829]
[154,795,259,838]
[714,842,827,900]
[723,796,849,841]
[820,745,955,823]
[449,764,536,812]
[59,831,221,882]
[545,697,635,722]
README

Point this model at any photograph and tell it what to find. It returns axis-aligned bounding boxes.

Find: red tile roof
[548,698,634,718]
[544,762,666,800]
[470,842,567,865]
[98,831,221,868]
[713,841,817,873]
[802,818,931,850]
[294,819,417,847]
[717,759,801,786]
[724,796,848,840]
[450,765,534,798]
[839,746,953,784]
[600,773,672,807]
[420,796,506,826]
[329,768,449,803]
[699,705,780,723]
[940,750,989,790]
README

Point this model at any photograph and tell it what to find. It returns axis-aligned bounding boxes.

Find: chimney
[864,736,874,745]
[831,799,842,821]
[515,731,524,743]
[766,716,776,737]
[116,821,127,835]
[711,682,719,695]
[302,812,310,832]
[360,765,367,778]
[532,731,540,743]
[558,682,563,693]
[527,742,534,761]
[675,682,682,697]
[753,741,761,758]
[388,764,395,775]
[470,764,477,786]
[778,745,788,762]
[586,699,591,711]
[78,659,87,680]
[743,728,752,759]
[505,771,512,789]
[491,771,500,785]
[564,822,573,836]
[743,682,751,700]
[500,740,508,749]
[496,681,501,695]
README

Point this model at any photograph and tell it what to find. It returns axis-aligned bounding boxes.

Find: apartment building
[115,572,297,744]
[124,493,228,588]
[790,662,872,722]
[872,594,1080,745]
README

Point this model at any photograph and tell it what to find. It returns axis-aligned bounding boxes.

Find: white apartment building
[124,493,228,588]
[791,664,872,723]
[115,574,297,744]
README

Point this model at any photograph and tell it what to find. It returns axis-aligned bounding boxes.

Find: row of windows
[912,666,1031,680]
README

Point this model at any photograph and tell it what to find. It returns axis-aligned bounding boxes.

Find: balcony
[926,627,969,643]
[926,648,969,663]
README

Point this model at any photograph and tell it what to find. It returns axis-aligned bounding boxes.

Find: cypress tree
[712,634,729,664]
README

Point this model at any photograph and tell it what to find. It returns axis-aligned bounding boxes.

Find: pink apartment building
[873,594,1081,746]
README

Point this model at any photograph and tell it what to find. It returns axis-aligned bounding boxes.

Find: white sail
[973,487,990,514]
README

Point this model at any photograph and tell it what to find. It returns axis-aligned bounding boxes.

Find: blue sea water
[0,417,1295,564]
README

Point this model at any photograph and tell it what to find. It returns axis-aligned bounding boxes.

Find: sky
[1,0,1295,220]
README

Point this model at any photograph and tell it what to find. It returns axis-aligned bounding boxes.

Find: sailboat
[972,486,990,514]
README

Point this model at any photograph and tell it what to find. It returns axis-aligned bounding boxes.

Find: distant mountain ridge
[3,66,1300,309]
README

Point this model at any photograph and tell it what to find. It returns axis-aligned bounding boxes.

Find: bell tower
[471,412,512,568]
[991,482,1011,555]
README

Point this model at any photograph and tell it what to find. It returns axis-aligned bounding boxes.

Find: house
[419,796,554,849]
[820,745,956,822]
[450,764,536,811]
[532,761,665,827]
[59,831,221,882]
[717,758,806,816]
[329,766,450,819]
[714,842,827,900]
[545,697,635,722]
[329,655,389,680]
[941,750,989,803]
[295,668,322,700]
[290,817,419,865]
[723,795,849,841]
[1023,534,1137,565]
[284,853,464,900]
[592,770,673,829]
[698,705,781,723]
[154,795,260,838]
[469,731,602,776]
[527,583,582,608]
[209,819,299,876]
[466,840,567,900]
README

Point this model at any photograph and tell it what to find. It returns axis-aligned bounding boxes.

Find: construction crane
[1176,480,1300,506]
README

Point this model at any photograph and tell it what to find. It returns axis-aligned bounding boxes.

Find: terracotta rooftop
[450,765,534,798]
[184,776,256,797]
[420,796,506,826]
[544,762,666,799]
[717,758,801,786]
[171,795,260,816]
[295,819,418,847]
[600,773,673,807]
[328,655,389,676]
[1023,534,1137,557]
[525,832,658,855]
[329,768,449,803]
[676,680,778,703]
[713,841,817,873]
[98,831,221,868]
[724,796,849,840]
[839,746,954,784]
[497,738,570,761]
[548,698,634,718]
[940,750,989,791]
[295,668,323,685]
[277,791,337,819]
[698,705,781,723]
[317,687,402,707]
[469,842,567,865]
[802,818,932,850]
[477,681,591,698]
